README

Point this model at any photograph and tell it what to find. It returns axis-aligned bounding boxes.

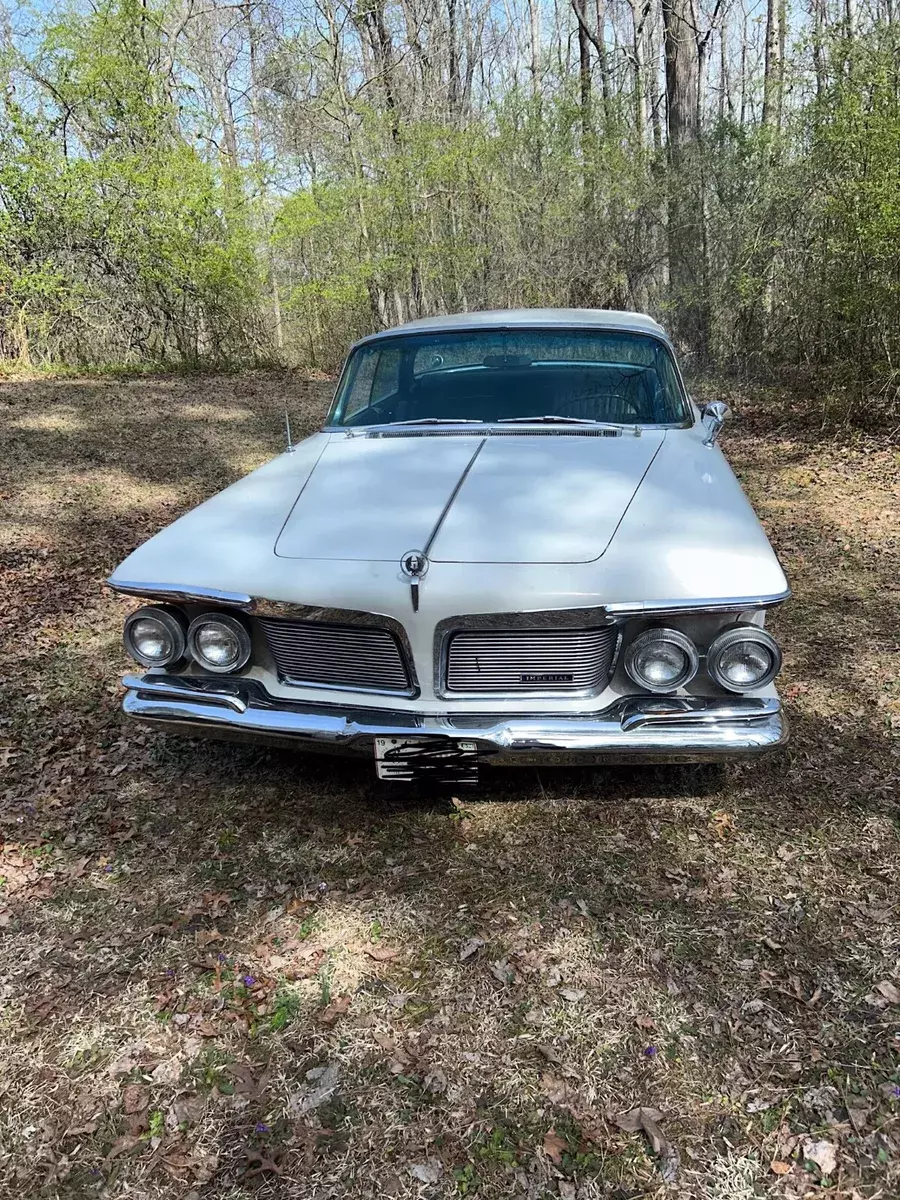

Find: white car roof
[355,308,671,347]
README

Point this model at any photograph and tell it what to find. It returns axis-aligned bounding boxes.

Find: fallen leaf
[171,1092,206,1127]
[122,1083,149,1115]
[150,1059,181,1086]
[292,1061,340,1114]
[203,891,231,917]
[535,1042,563,1065]
[105,1134,142,1161]
[614,1107,679,1183]
[245,1151,283,1177]
[365,945,400,961]
[541,1072,575,1106]
[543,1128,567,1165]
[803,1139,838,1177]
[847,1104,870,1133]
[709,810,735,838]
[424,1067,447,1094]
[490,958,514,984]
[65,1120,99,1136]
[320,994,351,1025]
[459,937,485,961]
[232,1063,270,1100]
[409,1159,442,1184]
[195,928,222,947]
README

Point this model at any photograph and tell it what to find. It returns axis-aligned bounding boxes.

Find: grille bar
[446,626,617,694]
[258,618,412,693]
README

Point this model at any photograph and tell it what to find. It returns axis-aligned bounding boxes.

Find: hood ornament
[400,550,428,612]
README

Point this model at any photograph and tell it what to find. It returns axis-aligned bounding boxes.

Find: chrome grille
[258,618,412,693]
[445,626,618,694]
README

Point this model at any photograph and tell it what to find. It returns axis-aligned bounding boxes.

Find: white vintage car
[109,309,789,784]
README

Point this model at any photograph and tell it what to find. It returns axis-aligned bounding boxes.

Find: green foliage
[0,0,898,419]
[0,0,266,366]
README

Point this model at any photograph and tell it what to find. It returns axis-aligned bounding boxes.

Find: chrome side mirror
[701,400,730,446]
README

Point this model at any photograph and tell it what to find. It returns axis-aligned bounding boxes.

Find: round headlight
[187,613,251,674]
[707,627,781,692]
[123,606,186,668]
[624,628,699,693]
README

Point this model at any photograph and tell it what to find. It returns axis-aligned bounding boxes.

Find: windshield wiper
[384,417,484,426]
[497,415,624,428]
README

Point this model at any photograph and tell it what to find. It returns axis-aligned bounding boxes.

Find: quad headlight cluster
[625,624,781,695]
[123,606,251,674]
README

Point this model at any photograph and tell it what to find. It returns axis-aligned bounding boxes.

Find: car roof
[354,308,671,348]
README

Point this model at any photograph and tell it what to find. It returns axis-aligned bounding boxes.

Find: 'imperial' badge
[400,550,428,612]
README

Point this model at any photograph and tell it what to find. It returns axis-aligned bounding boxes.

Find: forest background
[1,0,898,423]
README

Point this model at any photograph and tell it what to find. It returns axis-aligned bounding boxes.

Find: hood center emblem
[401,550,429,612]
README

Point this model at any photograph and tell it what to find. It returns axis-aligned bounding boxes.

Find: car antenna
[284,409,295,453]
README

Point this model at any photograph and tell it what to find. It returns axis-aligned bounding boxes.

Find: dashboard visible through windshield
[328,328,688,428]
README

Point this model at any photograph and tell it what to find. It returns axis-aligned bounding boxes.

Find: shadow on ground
[0,373,898,1199]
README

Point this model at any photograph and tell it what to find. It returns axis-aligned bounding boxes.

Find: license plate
[374,737,479,785]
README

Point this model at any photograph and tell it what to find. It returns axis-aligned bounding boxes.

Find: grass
[0,369,898,1198]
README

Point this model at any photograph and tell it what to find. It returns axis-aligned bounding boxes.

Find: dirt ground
[0,371,898,1200]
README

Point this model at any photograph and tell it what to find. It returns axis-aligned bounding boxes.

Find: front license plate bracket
[374,737,479,787]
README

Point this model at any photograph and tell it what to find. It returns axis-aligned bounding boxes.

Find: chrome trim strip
[108,579,255,609]
[605,590,792,615]
[617,696,779,730]
[120,674,787,763]
[124,673,249,712]
[422,438,487,557]
[110,580,791,622]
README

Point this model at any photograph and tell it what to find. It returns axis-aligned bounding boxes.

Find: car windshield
[328,328,688,427]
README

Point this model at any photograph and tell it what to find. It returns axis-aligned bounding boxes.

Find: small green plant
[297,913,318,940]
[454,1163,479,1194]
[476,1126,518,1168]
[268,987,302,1032]
[148,1110,164,1138]
[318,952,335,1005]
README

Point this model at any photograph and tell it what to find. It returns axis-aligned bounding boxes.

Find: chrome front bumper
[120,674,788,765]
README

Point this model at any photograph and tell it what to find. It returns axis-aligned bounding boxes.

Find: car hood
[275,430,666,564]
[109,427,789,621]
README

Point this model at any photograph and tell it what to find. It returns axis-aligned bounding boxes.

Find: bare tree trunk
[447,0,461,114]
[662,0,707,353]
[811,0,826,98]
[528,0,541,94]
[762,0,783,129]
[244,1,283,353]
[647,5,664,151]
[627,0,647,145]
